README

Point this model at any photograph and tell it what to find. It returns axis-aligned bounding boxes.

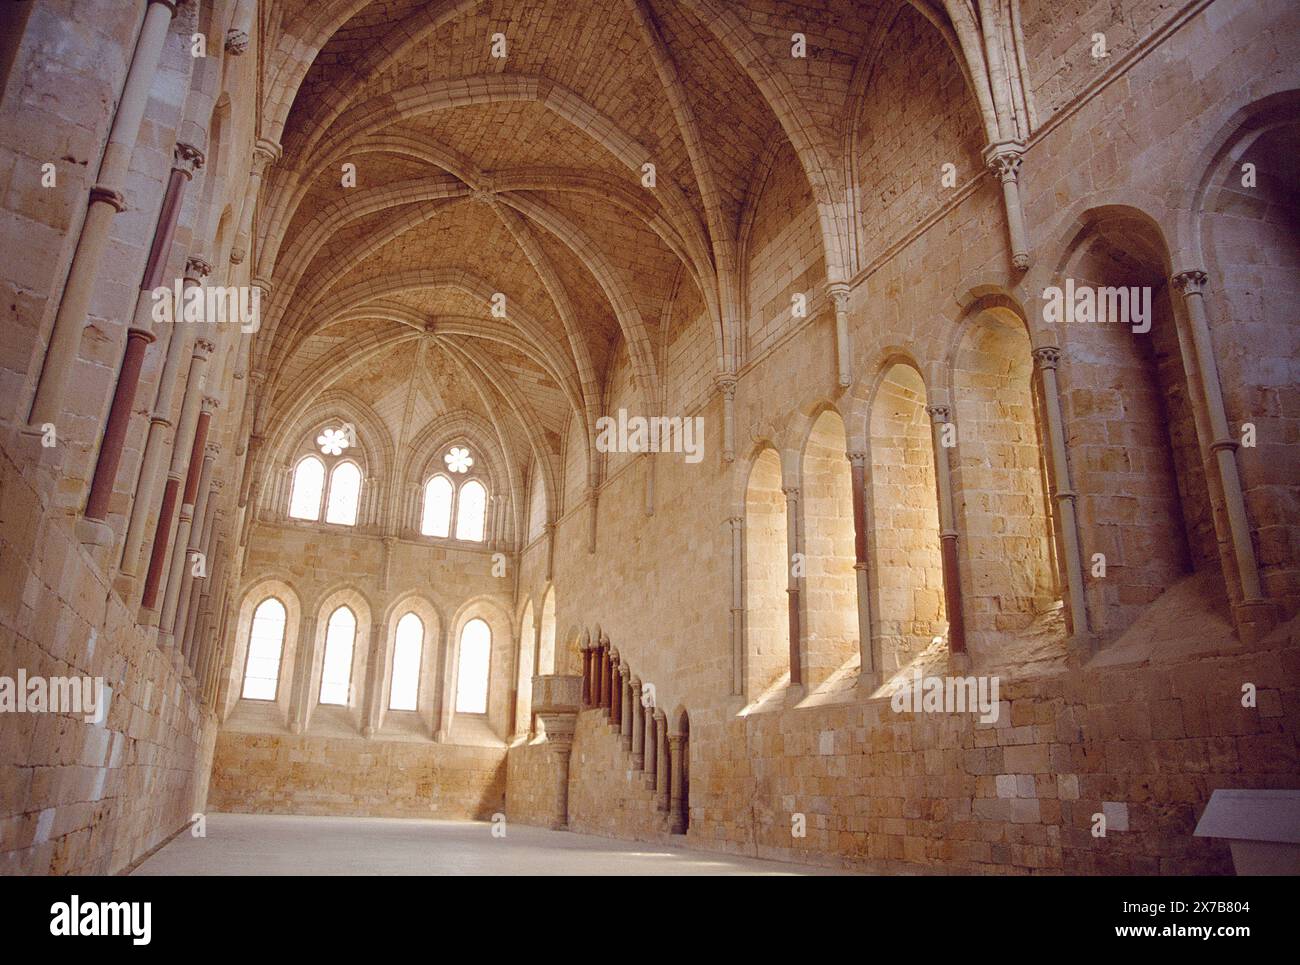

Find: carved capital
[925,403,951,423]
[714,374,737,399]
[781,485,800,501]
[828,283,851,314]
[185,255,213,279]
[194,338,216,358]
[252,138,283,171]
[251,276,274,296]
[200,396,221,414]
[1172,269,1208,296]
[1032,346,1062,371]
[984,140,1025,183]
[224,28,249,55]
[846,450,867,468]
[173,141,205,177]
[727,515,743,528]
[204,442,222,458]
[89,184,127,212]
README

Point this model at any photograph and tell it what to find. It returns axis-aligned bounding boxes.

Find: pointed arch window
[421,475,454,537]
[286,425,364,526]
[418,447,489,543]
[241,598,286,701]
[455,479,487,542]
[389,612,424,711]
[288,456,325,520]
[319,606,356,706]
[455,618,492,715]
[325,461,362,525]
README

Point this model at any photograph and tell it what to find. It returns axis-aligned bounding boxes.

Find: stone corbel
[715,374,737,463]
[829,283,852,388]
[984,140,1030,272]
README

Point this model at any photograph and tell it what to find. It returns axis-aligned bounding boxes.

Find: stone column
[600,636,612,709]
[225,0,253,54]
[180,497,218,668]
[183,496,220,667]
[1031,347,1089,639]
[533,675,581,830]
[236,372,266,508]
[643,451,655,516]
[668,733,687,833]
[782,485,803,687]
[119,257,208,591]
[81,140,203,543]
[1171,270,1271,634]
[173,442,218,666]
[727,514,744,696]
[716,374,737,463]
[654,710,669,810]
[630,678,644,768]
[829,283,852,388]
[847,450,876,683]
[141,337,214,617]
[620,668,633,750]
[587,488,598,554]
[288,614,318,733]
[159,395,218,646]
[926,404,966,653]
[24,0,185,433]
[78,326,155,544]
[228,138,281,269]
[609,650,621,727]
[362,621,384,737]
[642,705,656,780]
[579,632,593,706]
[984,141,1030,271]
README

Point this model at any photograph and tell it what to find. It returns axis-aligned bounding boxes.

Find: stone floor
[130,813,851,875]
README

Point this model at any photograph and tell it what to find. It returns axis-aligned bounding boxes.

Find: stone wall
[208,731,506,820]
[542,618,1297,874]
[0,449,217,874]
[503,739,564,829]
[565,711,671,842]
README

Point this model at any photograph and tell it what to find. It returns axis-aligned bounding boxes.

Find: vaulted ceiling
[247,0,970,526]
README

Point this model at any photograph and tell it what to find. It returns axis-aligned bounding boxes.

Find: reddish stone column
[160,397,216,641]
[620,669,633,749]
[609,651,621,726]
[82,326,155,524]
[141,337,214,614]
[669,734,687,834]
[580,639,593,706]
[600,641,611,709]
[82,142,202,533]
[654,710,669,810]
